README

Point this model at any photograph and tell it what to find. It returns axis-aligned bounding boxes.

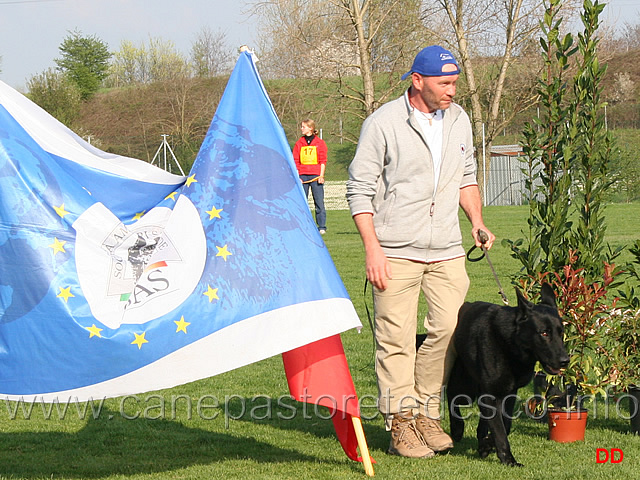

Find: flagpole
[351,416,375,476]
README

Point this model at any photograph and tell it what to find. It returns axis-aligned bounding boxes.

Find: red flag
[282,334,373,463]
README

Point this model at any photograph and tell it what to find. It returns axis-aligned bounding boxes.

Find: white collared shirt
[413,108,444,193]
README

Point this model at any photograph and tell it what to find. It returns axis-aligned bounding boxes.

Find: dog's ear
[515,287,532,311]
[539,283,557,307]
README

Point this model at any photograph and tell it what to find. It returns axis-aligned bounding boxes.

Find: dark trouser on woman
[300,174,326,231]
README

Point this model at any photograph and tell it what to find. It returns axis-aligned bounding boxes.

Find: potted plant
[607,240,640,434]
[525,251,620,442]
[503,0,626,440]
[606,307,640,434]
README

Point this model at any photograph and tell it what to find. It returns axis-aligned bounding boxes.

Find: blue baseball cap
[401,46,460,80]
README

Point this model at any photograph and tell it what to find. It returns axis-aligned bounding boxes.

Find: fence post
[482,124,487,206]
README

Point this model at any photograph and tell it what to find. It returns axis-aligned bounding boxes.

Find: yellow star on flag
[48,238,67,255]
[203,285,219,303]
[165,191,178,201]
[174,316,190,333]
[87,324,103,338]
[57,286,74,303]
[53,203,69,219]
[132,211,146,221]
[216,245,232,261]
[185,174,197,187]
[131,332,148,349]
[206,206,223,220]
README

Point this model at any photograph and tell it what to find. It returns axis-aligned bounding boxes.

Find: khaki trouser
[373,256,469,428]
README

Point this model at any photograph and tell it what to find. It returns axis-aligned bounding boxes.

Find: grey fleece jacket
[346,92,477,263]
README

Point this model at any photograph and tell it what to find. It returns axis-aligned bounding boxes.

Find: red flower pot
[548,409,588,443]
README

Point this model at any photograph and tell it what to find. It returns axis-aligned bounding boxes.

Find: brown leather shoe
[388,414,435,458]
[415,414,454,452]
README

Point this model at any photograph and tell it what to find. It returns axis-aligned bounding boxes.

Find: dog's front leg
[478,395,523,467]
[476,418,494,458]
[502,393,518,436]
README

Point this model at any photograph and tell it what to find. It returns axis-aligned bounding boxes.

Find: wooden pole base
[351,416,374,476]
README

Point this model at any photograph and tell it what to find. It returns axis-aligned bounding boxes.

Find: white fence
[306,181,349,210]
[483,145,526,206]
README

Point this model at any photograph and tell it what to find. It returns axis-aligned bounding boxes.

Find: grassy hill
[73,48,640,182]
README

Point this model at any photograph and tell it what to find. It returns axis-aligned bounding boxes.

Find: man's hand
[365,244,392,291]
[459,185,495,250]
[471,226,495,250]
[353,213,392,290]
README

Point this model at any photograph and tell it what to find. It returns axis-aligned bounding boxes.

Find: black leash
[362,278,377,370]
[466,229,509,305]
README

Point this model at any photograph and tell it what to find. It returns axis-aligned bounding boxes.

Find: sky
[0,0,258,90]
[0,0,639,90]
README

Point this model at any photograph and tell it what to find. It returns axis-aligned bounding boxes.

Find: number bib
[300,146,318,165]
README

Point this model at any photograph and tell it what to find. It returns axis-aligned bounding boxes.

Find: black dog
[445,283,568,467]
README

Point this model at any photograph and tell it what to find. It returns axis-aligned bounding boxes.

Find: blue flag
[0,52,361,401]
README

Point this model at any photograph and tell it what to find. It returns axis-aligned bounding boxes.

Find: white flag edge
[2,297,362,403]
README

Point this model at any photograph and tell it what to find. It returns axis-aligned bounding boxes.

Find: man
[346,45,495,458]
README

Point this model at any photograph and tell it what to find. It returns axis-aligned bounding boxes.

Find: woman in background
[292,118,327,234]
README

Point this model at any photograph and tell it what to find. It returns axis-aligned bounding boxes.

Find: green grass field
[1,204,639,479]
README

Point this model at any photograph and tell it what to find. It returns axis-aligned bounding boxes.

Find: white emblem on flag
[73,195,206,329]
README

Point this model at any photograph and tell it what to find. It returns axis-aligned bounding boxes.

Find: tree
[618,16,640,52]
[505,0,616,281]
[191,27,232,77]
[568,0,615,276]
[609,142,640,203]
[27,68,82,127]
[503,0,576,278]
[107,37,190,86]
[55,29,112,99]
[254,0,353,79]
[107,40,139,87]
[420,0,580,190]
[145,37,190,82]
[254,0,429,137]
